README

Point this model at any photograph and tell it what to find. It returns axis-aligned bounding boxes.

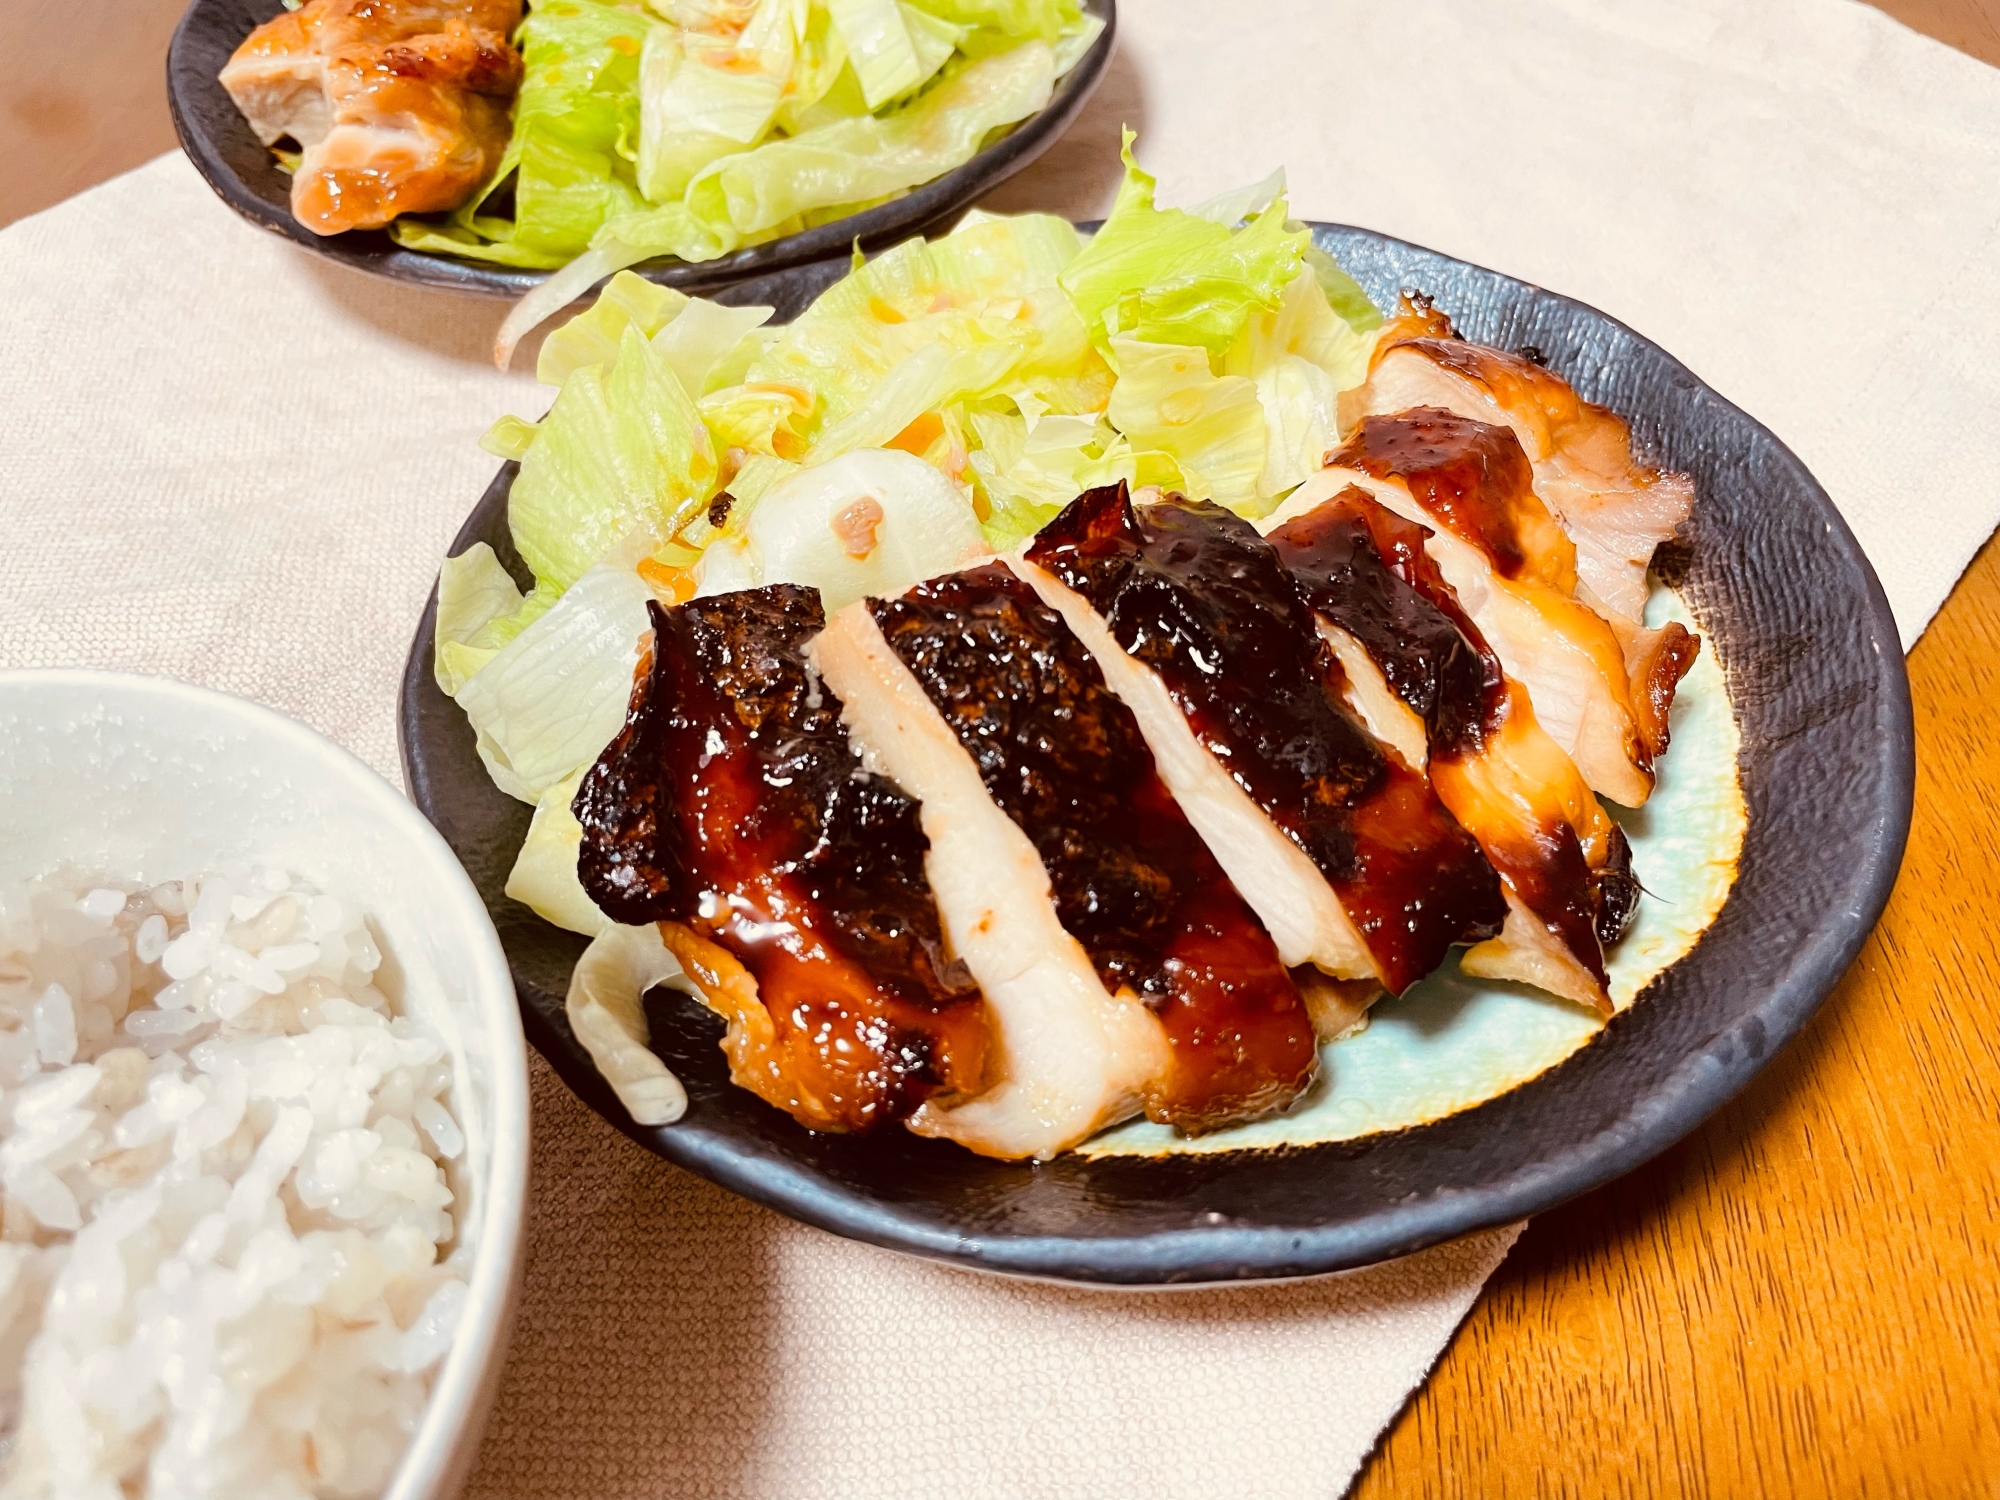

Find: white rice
[0,866,469,1499]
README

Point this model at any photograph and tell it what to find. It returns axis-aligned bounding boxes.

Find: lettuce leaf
[1186,167,1286,230]
[636,0,797,204]
[698,380,816,458]
[1059,132,1308,360]
[903,5,970,83]
[1047,8,1103,72]
[775,4,865,134]
[651,0,764,27]
[791,216,1039,330]
[807,338,1020,467]
[967,404,1111,546]
[505,770,612,937]
[903,0,1079,39]
[1303,241,1384,335]
[653,299,777,396]
[827,0,961,110]
[926,207,1083,299]
[480,415,542,462]
[434,544,525,696]
[1104,336,1267,509]
[453,564,654,803]
[1230,265,1375,390]
[700,201,1100,522]
[1250,354,1341,499]
[598,41,1055,264]
[565,923,692,1126]
[1075,437,1191,498]
[536,270,690,387]
[741,207,1090,446]
[1223,268,1376,496]
[434,545,562,699]
[510,325,718,592]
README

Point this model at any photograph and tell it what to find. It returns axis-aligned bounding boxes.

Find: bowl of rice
[0,669,530,1499]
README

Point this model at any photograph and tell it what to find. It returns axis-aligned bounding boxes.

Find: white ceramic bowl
[0,669,529,1500]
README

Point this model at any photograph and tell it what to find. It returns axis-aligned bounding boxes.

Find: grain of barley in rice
[0,864,469,1499]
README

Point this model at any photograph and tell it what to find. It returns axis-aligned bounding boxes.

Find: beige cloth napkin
[1,1,1994,1494]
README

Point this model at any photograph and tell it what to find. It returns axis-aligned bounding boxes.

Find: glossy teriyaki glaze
[1268,487,1503,760]
[574,586,990,1132]
[869,563,1318,1131]
[1334,406,1574,590]
[1026,484,1506,993]
[1268,487,1629,980]
[1331,405,1698,786]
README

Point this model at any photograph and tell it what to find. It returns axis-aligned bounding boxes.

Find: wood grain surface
[1870,0,2000,61]
[6,3,1998,1497]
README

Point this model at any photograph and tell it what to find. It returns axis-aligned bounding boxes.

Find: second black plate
[168,0,1113,297]
[399,225,1912,1286]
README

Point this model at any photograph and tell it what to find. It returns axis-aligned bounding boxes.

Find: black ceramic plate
[167,0,1113,297]
[399,225,1914,1286]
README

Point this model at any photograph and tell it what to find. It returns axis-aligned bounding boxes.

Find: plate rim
[165,0,1116,299]
[397,221,1915,1286]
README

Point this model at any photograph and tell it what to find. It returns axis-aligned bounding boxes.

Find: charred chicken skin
[575,587,991,1134]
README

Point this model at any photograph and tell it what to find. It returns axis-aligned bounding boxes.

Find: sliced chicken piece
[1262,484,1635,1013]
[1007,555,1370,980]
[1323,409,1697,807]
[1020,483,1505,996]
[221,13,337,148]
[1291,970,1383,1044]
[810,601,1169,1161]
[1319,620,1429,771]
[869,563,1318,1134]
[221,0,523,235]
[223,0,520,140]
[1435,690,1628,1012]
[1621,611,1705,766]
[574,587,991,1133]
[1343,296,1694,627]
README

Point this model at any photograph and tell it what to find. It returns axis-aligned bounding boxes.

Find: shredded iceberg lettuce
[433,543,558,697]
[1105,338,1268,509]
[1060,131,1308,360]
[907,0,1082,39]
[510,322,720,592]
[392,0,1096,306]
[1226,269,1377,496]
[481,137,1385,603]
[506,771,613,937]
[828,0,960,110]
[1304,242,1385,336]
[610,41,1056,267]
[453,564,655,804]
[536,271,691,387]
[635,0,801,205]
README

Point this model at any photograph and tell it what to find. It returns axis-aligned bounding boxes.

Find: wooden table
[7,1,1999,1493]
